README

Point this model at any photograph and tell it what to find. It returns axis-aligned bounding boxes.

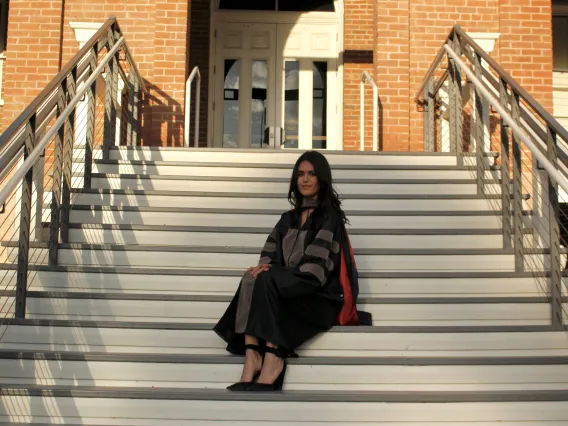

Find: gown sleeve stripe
[299,263,326,283]
[305,244,330,259]
[331,240,340,254]
[262,242,277,253]
[316,229,334,243]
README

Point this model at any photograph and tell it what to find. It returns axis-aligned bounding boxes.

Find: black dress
[213,204,346,355]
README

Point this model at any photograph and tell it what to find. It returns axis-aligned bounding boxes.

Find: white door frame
[207,1,344,150]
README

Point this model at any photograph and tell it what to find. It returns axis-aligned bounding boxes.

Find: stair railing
[360,71,378,151]
[416,25,568,331]
[0,16,146,322]
[184,66,201,148]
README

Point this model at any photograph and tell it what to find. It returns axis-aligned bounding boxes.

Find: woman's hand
[246,264,272,278]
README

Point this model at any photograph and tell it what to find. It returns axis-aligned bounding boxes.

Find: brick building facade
[0,0,561,151]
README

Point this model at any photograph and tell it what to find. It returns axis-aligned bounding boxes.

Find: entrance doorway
[209,0,342,150]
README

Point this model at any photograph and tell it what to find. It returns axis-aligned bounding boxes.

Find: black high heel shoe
[226,344,264,391]
[248,346,287,392]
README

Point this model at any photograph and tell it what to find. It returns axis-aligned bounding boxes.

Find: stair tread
[0,319,561,333]
[89,173,505,185]
[55,223,536,235]
[1,384,566,403]
[3,350,568,365]
[94,158,502,171]
[69,188,531,200]
[0,263,561,278]
[48,203,534,216]
[3,241,560,256]
[9,291,562,305]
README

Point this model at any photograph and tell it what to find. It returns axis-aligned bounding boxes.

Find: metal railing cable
[417,25,568,330]
[0,16,146,335]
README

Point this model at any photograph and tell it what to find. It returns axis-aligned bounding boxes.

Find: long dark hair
[288,151,348,225]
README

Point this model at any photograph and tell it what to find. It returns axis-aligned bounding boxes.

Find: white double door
[212,19,339,150]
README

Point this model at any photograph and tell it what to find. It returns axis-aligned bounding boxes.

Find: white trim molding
[70,22,104,48]
[467,32,500,55]
[0,53,6,106]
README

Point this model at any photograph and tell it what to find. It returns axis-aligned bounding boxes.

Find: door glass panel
[284,60,299,149]
[251,60,268,148]
[223,59,240,148]
[312,61,327,149]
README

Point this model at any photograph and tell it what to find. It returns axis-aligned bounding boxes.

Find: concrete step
[1,321,567,357]
[0,386,567,424]
[64,206,525,229]
[67,189,527,211]
[4,243,527,271]
[1,292,565,326]
[88,159,501,180]
[1,266,559,298]
[84,174,508,195]
[61,223,533,249]
[1,351,567,391]
[107,147,463,165]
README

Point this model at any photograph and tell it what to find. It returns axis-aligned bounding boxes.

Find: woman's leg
[239,334,263,382]
[257,341,285,384]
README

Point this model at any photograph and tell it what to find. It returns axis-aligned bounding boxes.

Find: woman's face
[297,160,320,198]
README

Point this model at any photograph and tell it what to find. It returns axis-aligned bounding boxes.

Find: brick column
[375,0,410,151]
[342,0,375,150]
[150,1,190,146]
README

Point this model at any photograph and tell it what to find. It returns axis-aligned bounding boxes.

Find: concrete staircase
[0,147,568,424]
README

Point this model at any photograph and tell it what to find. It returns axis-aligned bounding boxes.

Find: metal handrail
[0,17,145,156]
[0,37,126,206]
[415,25,568,150]
[444,44,568,195]
[184,66,201,148]
[414,28,456,104]
[360,71,378,151]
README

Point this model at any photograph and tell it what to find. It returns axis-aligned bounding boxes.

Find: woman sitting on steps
[213,150,371,392]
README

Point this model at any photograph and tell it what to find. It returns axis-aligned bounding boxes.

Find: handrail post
[194,71,201,148]
[60,68,76,244]
[84,46,97,190]
[133,78,141,146]
[473,52,485,195]
[360,78,365,151]
[184,67,201,148]
[15,115,36,319]
[510,90,524,271]
[103,27,119,160]
[127,71,136,147]
[448,46,457,155]
[372,83,378,152]
[49,79,68,265]
[423,78,435,152]
[499,78,512,249]
[546,126,563,329]
[452,35,463,165]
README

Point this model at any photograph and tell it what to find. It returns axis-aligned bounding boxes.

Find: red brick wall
[2,0,190,146]
[59,0,189,146]
[499,0,554,111]
[342,0,375,150]
[375,0,553,152]
[2,0,64,131]
[1,0,555,151]
[375,0,411,151]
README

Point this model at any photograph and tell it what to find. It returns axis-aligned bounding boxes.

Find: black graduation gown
[213,205,345,355]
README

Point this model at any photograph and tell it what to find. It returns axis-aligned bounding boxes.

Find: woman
[213,151,368,392]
